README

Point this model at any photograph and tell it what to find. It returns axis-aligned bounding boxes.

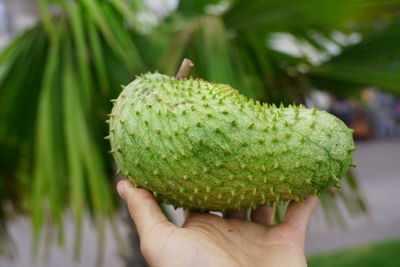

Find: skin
[117,180,318,267]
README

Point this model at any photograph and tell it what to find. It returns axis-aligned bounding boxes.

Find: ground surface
[1,140,399,267]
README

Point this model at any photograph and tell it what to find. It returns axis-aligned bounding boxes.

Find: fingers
[183,209,193,221]
[117,180,174,237]
[283,196,318,233]
[224,210,246,220]
[251,204,275,226]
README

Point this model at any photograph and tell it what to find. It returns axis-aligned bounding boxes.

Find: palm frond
[311,19,400,95]
[0,0,152,259]
[224,0,356,32]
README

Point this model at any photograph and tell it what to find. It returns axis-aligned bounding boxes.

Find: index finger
[117,180,174,237]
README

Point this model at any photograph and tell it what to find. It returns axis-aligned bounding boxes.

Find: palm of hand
[147,213,306,267]
[118,180,316,267]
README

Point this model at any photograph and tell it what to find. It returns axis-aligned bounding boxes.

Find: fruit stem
[176,58,194,80]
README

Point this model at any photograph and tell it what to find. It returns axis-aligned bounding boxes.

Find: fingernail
[117,181,125,198]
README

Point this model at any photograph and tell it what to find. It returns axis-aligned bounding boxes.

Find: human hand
[117,179,318,267]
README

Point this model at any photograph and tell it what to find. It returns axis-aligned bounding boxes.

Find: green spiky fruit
[108,73,355,211]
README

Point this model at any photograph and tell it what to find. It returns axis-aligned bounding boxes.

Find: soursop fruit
[107,73,355,211]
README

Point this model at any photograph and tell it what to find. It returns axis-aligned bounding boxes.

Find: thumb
[283,196,318,234]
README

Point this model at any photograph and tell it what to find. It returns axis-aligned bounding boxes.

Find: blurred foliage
[0,0,399,260]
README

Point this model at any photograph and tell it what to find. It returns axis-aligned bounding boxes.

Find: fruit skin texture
[108,73,355,211]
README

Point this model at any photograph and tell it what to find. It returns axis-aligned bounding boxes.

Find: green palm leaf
[311,20,400,95]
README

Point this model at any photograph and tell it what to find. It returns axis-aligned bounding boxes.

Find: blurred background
[0,0,399,266]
